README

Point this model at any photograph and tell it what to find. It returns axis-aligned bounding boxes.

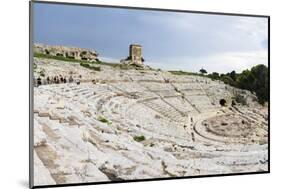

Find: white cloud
[139,12,268,73]
[146,49,267,73]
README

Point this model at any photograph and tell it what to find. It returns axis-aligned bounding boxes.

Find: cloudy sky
[33,3,268,73]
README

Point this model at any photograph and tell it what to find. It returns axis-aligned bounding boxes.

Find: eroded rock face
[33,57,268,186]
[34,43,99,62]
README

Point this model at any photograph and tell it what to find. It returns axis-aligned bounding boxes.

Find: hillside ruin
[33,46,268,186]
[34,43,99,62]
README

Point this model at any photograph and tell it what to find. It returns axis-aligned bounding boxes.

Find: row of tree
[199,64,268,104]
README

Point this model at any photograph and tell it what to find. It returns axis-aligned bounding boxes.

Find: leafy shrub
[39,69,45,77]
[80,63,101,71]
[133,135,146,142]
[98,116,109,123]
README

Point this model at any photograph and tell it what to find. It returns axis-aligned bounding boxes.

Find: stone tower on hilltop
[121,44,144,65]
[129,44,143,65]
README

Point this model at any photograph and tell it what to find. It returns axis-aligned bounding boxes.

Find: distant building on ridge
[121,44,144,66]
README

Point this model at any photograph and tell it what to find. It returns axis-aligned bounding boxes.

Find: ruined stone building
[34,43,99,62]
[121,44,144,65]
[129,44,143,65]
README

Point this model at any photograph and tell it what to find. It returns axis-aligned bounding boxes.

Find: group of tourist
[47,75,74,84]
[34,75,82,87]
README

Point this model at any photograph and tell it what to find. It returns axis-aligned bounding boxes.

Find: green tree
[221,75,236,86]
[237,70,255,91]
[229,70,237,81]
[251,64,268,104]
[236,65,268,104]
[199,68,207,75]
[208,72,220,80]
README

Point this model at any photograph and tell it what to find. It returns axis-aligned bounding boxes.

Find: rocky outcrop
[34,43,99,62]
